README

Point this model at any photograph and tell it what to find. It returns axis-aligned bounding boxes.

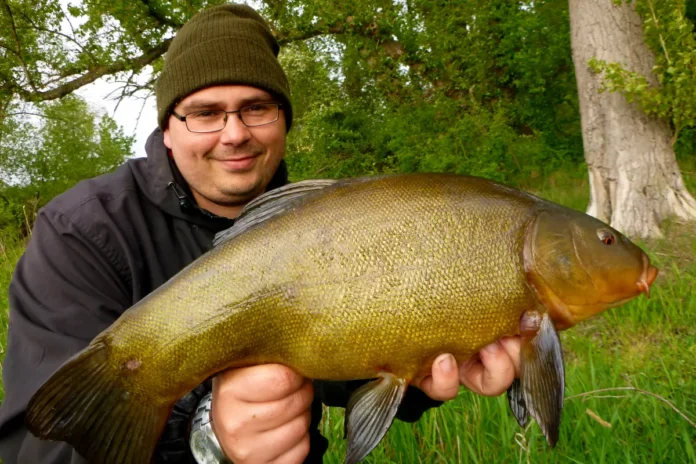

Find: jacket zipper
[167,182,233,222]
[167,182,192,209]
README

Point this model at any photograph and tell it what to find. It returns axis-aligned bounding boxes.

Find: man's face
[163,85,287,216]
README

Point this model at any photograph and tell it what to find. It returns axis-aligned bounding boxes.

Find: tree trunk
[568,0,696,238]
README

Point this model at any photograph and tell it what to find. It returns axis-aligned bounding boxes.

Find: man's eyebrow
[178,100,222,113]
[180,94,275,113]
[236,94,275,106]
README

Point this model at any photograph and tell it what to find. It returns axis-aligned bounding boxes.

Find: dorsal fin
[213,179,341,247]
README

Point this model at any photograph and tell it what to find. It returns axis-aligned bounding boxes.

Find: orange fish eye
[597,229,615,245]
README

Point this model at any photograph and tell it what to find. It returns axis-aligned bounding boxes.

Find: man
[0,4,521,463]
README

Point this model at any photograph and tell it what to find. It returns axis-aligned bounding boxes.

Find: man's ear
[163,127,172,149]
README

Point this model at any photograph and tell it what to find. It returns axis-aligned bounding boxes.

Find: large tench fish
[26,173,658,463]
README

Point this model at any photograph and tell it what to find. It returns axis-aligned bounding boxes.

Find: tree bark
[568,0,696,238]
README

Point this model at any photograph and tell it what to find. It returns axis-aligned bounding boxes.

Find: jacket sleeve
[0,208,133,464]
[0,205,143,464]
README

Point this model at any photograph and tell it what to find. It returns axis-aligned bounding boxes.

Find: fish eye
[597,229,615,245]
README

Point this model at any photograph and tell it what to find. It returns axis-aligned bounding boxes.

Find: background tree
[569,0,696,238]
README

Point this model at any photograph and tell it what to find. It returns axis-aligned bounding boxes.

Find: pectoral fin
[344,373,407,464]
[507,378,528,428]
[517,311,565,447]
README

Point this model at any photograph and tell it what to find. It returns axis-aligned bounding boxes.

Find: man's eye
[190,111,220,119]
[243,104,268,114]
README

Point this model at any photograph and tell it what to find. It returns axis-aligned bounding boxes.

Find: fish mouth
[597,255,659,305]
[637,254,659,298]
[538,255,659,330]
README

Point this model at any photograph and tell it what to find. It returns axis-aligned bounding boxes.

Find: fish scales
[105,175,540,399]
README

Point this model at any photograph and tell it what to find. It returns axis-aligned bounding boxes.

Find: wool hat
[155,4,292,131]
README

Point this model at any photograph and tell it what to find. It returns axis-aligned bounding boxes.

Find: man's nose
[220,112,251,145]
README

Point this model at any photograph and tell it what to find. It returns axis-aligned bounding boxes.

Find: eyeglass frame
[170,102,284,133]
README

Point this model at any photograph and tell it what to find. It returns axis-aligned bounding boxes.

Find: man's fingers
[217,379,313,435]
[414,353,460,401]
[216,364,305,402]
[218,410,310,464]
[210,364,313,463]
[261,410,312,462]
[271,433,311,464]
[460,341,517,397]
[257,380,313,432]
[499,336,521,377]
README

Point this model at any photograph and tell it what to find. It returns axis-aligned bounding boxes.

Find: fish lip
[637,255,659,298]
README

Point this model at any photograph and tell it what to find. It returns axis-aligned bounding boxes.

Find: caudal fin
[26,340,171,463]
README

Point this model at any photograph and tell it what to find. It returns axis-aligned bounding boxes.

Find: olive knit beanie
[155,4,292,131]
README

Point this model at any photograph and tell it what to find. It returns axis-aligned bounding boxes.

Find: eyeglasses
[171,103,283,133]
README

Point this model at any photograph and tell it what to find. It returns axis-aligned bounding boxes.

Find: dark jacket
[0,129,440,463]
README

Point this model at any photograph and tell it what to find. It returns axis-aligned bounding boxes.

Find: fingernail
[439,354,455,373]
[484,342,500,354]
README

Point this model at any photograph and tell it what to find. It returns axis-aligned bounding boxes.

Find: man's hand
[211,364,312,464]
[413,336,521,400]
[210,337,521,462]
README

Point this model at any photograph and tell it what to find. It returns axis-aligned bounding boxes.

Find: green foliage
[284,0,584,184]
[0,235,22,404]
[0,95,133,240]
[589,0,696,144]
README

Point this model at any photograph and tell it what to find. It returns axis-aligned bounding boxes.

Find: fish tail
[26,340,169,464]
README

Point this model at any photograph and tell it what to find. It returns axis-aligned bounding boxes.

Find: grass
[1,165,695,462]
[0,235,23,404]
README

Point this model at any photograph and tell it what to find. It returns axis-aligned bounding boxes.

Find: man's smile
[215,155,258,171]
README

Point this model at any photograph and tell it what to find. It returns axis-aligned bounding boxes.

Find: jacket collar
[142,128,289,231]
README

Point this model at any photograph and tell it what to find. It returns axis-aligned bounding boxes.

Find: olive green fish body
[109,175,540,397]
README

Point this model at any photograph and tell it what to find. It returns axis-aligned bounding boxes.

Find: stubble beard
[216,178,267,206]
[208,142,270,206]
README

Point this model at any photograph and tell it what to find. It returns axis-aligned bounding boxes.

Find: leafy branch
[12,38,172,102]
[139,0,182,29]
[589,0,696,145]
[1,0,37,92]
